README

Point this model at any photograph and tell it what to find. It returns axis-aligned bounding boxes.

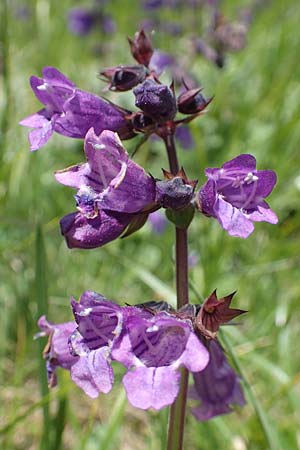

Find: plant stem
[164,132,189,450]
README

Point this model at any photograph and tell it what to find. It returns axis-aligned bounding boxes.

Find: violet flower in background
[148,210,168,234]
[112,312,209,410]
[191,340,245,420]
[36,316,79,387]
[175,126,195,150]
[68,0,116,37]
[68,8,95,36]
[55,128,156,248]
[199,154,278,238]
[20,67,135,151]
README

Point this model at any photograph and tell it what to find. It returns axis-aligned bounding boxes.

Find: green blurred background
[1,0,300,449]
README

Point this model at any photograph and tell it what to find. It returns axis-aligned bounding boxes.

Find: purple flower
[199,154,278,238]
[134,79,177,123]
[20,67,135,151]
[68,8,95,36]
[112,312,209,410]
[55,128,156,248]
[36,316,78,387]
[69,291,125,398]
[175,126,195,150]
[191,340,245,420]
[148,210,168,234]
[149,50,175,76]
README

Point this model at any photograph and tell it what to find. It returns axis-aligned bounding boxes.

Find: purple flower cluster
[20,31,211,152]
[37,290,245,417]
[25,28,278,428]
[55,138,277,248]
[53,128,196,249]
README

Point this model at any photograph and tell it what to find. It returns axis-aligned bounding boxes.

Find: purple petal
[30,75,53,106]
[71,348,114,398]
[83,128,128,190]
[191,340,245,421]
[111,333,135,369]
[222,154,257,171]
[28,120,53,151]
[178,332,209,372]
[123,366,180,409]
[55,91,134,140]
[83,129,156,213]
[71,291,122,350]
[42,67,75,89]
[19,111,49,128]
[254,170,277,198]
[55,163,90,189]
[60,210,131,249]
[247,203,278,224]
[101,158,156,213]
[36,317,79,385]
[215,197,254,238]
[199,179,217,216]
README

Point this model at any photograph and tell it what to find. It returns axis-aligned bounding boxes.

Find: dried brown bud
[196,290,246,339]
[100,65,148,91]
[128,30,154,67]
[178,84,213,115]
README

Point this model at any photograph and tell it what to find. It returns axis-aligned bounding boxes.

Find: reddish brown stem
[164,133,189,450]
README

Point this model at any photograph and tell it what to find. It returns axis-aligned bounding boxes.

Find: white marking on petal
[79,307,93,317]
[37,83,48,91]
[93,143,106,150]
[146,325,159,333]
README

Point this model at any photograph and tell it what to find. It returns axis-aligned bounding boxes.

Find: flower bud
[178,87,212,115]
[128,30,154,66]
[131,112,155,132]
[156,168,197,210]
[134,79,177,123]
[100,65,148,92]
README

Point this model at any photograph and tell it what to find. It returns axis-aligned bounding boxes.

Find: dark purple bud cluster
[134,79,177,123]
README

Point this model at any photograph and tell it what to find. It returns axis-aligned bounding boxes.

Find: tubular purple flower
[191,340,245,420]
[55,129,156,249]
[69,291,125,398]
[111,313,209,410]
[198,154,278,238]
[19,67,135,151]
[36,316,78,387]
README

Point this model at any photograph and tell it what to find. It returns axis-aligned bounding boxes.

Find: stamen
[244,172,258,184]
